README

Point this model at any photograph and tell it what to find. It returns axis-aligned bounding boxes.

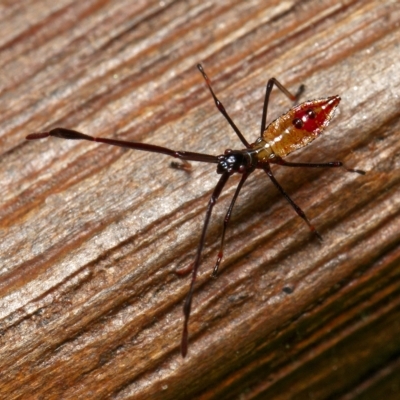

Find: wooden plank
[0,0,399,399]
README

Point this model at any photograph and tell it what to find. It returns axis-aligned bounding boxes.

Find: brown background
[0,1,399,399]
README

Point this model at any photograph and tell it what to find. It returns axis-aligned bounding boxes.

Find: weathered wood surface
[0,1,399,399]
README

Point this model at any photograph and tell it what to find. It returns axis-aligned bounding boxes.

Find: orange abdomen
[255,96,340,160]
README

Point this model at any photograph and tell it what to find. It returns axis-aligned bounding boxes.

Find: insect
[26,64,364,357]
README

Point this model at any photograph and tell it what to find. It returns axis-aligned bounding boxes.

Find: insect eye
[306,109,316,119]
[293,118,304,129]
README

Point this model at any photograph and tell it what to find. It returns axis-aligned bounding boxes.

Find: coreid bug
[26,64,364,357]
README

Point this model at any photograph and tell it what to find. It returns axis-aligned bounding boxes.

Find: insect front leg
[212,172,249,277]
[181,172,230,357]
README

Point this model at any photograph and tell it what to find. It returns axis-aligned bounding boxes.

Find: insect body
[26,64,364,357]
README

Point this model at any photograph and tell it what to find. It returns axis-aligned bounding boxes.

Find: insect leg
[213,172,249,277]
[197,64,250,148]
[26,128,219,164]
[181,172,230,357]
[271,157,365,175]
[260,79,304,135]
[263,163,322,241]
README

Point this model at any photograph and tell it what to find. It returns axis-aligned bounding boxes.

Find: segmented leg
[197,64,250,148]
[181,172,230,357]
[263,163,322,241]
[260,78,304,134]
[212,172,249,277]
[271,156,365,175]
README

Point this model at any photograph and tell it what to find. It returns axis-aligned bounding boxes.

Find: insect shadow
[26,64,364,357]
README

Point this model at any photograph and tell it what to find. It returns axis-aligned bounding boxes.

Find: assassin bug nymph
[26,64,364,357]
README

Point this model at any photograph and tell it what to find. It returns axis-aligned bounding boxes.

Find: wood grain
[1,1,399,399]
